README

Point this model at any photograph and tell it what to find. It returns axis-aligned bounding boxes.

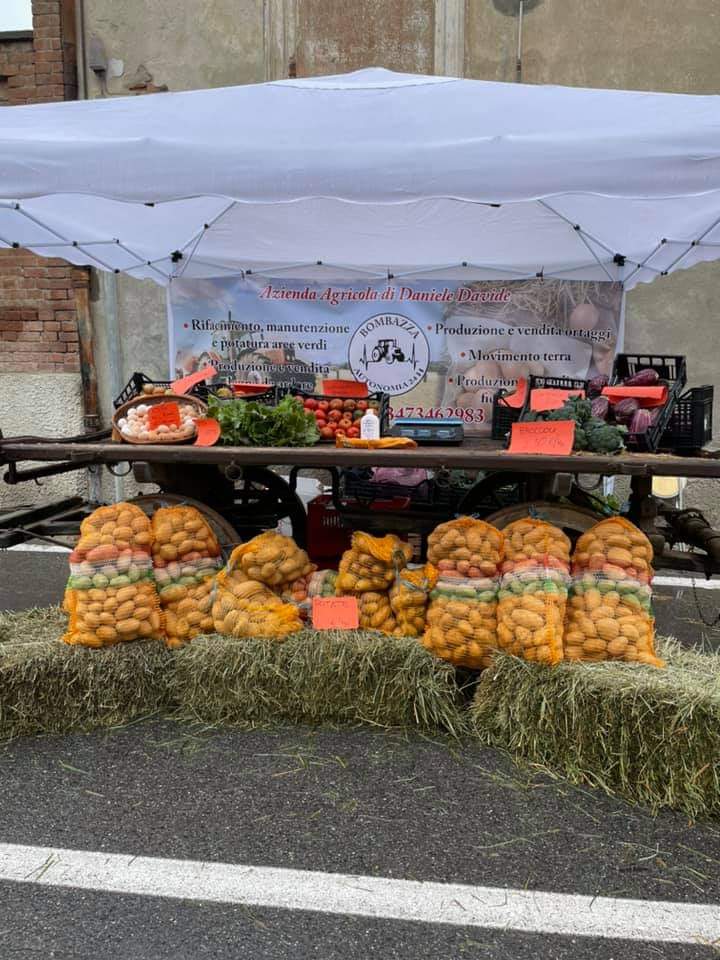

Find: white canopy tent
[1,67,720,287]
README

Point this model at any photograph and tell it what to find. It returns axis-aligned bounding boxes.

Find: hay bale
[0,606,67,645]
[0,630,172,741]
[169,630,465,733]
[471,639,720,819]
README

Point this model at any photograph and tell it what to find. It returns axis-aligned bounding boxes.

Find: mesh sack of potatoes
[564,571,664,667]
[211,574,302,639]
[306,569,338,600]
[501,519,570,573]
[226,532,314,590]
[389,564,438,638]
[336,532,412,594]
[427,517,504,579]
[573,517,654,583]
[63,580,164,648]
[63,502,164,647]
[496,564,568,666]
[151,506,224,647]
[423,576,498,669]
[356,591,397,634]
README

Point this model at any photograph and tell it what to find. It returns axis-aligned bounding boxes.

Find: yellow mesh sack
[162,576,216,649]
[75,502,152,556]
[427,517,503,579]
[336,532,412,594]
[564,573,664,667]
[211,574,302,639]
[151,506,221,566]
[423,576,498,669]
[496,565,567,666]
[63,580,164,648]
[501,519,570,571]
[390,564,438,637]
[573,517,654,583]
[357,591,397,634]
[226,532,314,589]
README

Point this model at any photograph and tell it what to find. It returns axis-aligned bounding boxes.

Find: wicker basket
[112,393,208,444]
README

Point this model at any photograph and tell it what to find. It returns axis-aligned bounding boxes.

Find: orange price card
[508,420,575,456]
[312,596,360,630]
[499,377,528,409]
[147,401,181,431]
[602,385,668,408]
[530,388,584,412]
[171,364,217,396]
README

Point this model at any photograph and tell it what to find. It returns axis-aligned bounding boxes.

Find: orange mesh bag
[336,532,412,594]
[63,581,164,648]
[390,564,438,637]
[227,532,314,590]
[427,517,504,579]
[211,575,302,639]
[63,502,164,647]
[423,576,498,669]
[501,519,570,572]
[573,517,654,584]
[357,591,397,634]
[564,572,664,667]
[151,507,223,648]
[496,564,568,666]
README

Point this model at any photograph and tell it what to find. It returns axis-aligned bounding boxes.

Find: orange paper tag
[312,596,360,630]
[171,365,217,396]
[147,402,181,430]
[602,385,668,408]
[499,377,528,409]
[193,417,221,446]
[530,388,584,412]
[508,420,575,456]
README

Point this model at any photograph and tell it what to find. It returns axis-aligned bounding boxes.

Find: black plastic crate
[340,467,464,512]
[491,390,522,440]
[289,389,390,441]
[113,372,277,409]
[661,385,714,451]
[519,374,589,420]
[610,353,687,452]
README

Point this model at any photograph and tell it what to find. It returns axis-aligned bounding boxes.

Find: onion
[569,303,600,331]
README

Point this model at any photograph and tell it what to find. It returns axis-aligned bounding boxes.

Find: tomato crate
[661,385,714,451]
[114,373,279,409]
[610,354,687,452]
[289,389,390,442]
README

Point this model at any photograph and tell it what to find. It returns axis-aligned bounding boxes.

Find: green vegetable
[207,395,320,447]
[521,397,626,454]
[584,418,627,453]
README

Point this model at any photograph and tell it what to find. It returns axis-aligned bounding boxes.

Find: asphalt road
[1,550,719,958]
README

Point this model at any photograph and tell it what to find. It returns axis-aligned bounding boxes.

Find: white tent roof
[2,67,720,287]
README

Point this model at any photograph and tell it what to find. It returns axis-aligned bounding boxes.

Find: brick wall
[0,0,80,375]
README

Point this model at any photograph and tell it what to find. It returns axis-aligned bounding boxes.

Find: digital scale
[389,418,465,445]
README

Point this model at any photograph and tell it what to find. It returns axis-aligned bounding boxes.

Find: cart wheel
[128,493,240,559]
[231,467,308,548]
[485,501,602,544]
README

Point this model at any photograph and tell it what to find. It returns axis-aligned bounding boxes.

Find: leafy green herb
[207,395,319,447]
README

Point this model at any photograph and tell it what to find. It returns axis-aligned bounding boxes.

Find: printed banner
[168,277,623,435]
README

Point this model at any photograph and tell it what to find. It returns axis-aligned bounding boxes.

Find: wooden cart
[3,432,720,575]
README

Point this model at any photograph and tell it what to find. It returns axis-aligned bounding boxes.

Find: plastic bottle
[360,407,380,440]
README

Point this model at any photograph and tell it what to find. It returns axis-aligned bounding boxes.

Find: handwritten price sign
[508,420,575,456]
[312,596,360,630]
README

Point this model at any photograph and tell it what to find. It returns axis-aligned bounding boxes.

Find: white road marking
[653,575,720,590]
[6,543,70,553]
[0,843,717,944]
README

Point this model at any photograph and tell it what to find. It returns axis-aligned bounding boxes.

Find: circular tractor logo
[348,313,430,395]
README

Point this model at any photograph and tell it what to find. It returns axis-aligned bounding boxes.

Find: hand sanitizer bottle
[360,406,380,440]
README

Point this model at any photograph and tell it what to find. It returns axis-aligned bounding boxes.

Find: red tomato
[320,426,334,440]
[347,426,360,438]
[328,409,342,422]
[342,399,356,412]
[303,397,318,410]
[314,409,327,420]
[356,400,368,411]
[338,417,353,431]
[335,429,346,439]
[329,398,344,411]
[317,400,330,412]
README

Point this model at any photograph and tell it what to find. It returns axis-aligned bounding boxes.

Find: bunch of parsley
[207,395,319,447]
